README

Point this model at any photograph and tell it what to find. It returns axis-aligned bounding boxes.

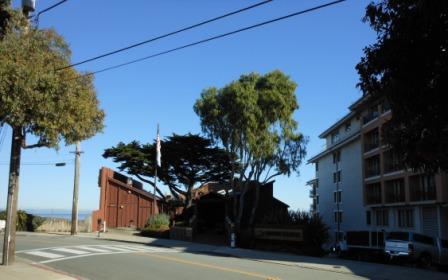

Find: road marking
[114,245,148,251]
[139,253,279,280]
[75,246,112,253]
[98,245,133,252]
[24,251,65,259]
[51,248,90,255]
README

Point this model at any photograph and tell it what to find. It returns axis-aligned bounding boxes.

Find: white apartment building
[308,95,448,246]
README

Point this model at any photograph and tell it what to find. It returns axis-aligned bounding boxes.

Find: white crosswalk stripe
[24,251,65,259]
[50,248,90,255]
[75,246,112,253]
[17,244,178,264]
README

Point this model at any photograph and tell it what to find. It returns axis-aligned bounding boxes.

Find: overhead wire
[73,0,347,78]
[57,0,274,70]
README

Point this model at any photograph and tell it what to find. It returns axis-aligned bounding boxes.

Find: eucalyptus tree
[0,4,104,264]
[194,70,307,229]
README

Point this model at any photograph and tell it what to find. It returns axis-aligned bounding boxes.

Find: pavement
[1,230,447,280]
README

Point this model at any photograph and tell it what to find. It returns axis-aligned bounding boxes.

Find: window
[365,155,380,177]
[363,105,380,124]
[315,195,319,205]
[334,211,343,223]
[315,162,319,172]
[385,178,405,203]
[345,122,351,132]
[413,234,433,245]
[375,209,388,226]
[333,171,341,183]
[364,128,380,152]
[398,209,414,228]
[365,182,382,204]
[383,149,402,173]
[409,174,436,201]
[366,211,371,225]
[331,131,340,144]
[334,190,342,203]
[333,150,341,163]
[382,100,391,113]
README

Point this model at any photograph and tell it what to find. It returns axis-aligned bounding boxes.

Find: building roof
[307,132,360,163]
[318,95,366,138]
[318,111,357,138]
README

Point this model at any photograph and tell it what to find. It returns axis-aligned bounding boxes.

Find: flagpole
[153,123,159,216]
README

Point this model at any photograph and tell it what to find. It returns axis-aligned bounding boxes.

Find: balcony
[365,155,380,178]
[365,182,382,205]
[363,110,379,125]
[309,189,317,198]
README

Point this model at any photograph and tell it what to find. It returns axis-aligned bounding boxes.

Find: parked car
[336,231,386,262]
[384,231,448,267]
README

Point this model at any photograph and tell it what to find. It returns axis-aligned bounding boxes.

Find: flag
[156,126,161,167]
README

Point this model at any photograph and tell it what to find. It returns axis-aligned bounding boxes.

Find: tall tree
[194,70,307,230]
[103,134,236,212]
[0,6,104,265]
[356,0,448,172]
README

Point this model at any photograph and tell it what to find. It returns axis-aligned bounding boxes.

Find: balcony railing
[309,189,317,198]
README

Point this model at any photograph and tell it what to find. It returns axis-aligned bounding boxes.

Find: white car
[385,231,448,268]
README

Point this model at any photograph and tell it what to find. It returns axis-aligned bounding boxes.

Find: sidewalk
[0,260,78,280]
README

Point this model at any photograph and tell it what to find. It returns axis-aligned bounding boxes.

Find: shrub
[0,210,46,232]
[145,213,170,231]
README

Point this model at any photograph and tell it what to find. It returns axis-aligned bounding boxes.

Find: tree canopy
[0,8,104,148]
[194,70,307,227]
[103,134,237,206]
[356,0,448,172]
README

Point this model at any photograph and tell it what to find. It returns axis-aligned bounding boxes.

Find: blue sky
[0,0,376,212]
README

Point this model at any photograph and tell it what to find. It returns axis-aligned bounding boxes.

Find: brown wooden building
[92,167,164,231]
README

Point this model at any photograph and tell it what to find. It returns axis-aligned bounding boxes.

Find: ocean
[23,209,92,221]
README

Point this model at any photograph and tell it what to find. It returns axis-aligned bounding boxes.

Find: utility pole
[71,141,81,235]
[2,1,34,266]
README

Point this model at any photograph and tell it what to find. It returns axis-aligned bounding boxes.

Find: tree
[0,7,104,265]
[356,0,448,172]
[103,134,236,213]
[194,70,307,230]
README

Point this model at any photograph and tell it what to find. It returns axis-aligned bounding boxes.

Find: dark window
[366,182,382,204]
[383,149,402,173]
[315,162,319,172]
[365,155,380,177]
[333,171,341,183]
[398,209,414,228]
[331,131,340,144]
[387,232,409,241]
[363,105,380,124]
[333,150,341,163]
[334,191,342,203]
[410,174,436,201]
[375,209,388,226]
[334,211,343,223]
[345,122,351,132]
[364,128,380,152]
[366,211,371,225]
[382,100,391,113]
[440,239,448,249]
[413,234,434,245]
[385,179,405,203]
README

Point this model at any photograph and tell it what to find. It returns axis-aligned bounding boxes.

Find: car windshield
[387,232,409,241]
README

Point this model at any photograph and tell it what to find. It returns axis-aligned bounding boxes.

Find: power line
[79,0,346,78]
[57,0,273,70]
[32,0,69,25]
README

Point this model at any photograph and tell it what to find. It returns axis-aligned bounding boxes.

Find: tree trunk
[248,182,261,227]
[2,126,23,266]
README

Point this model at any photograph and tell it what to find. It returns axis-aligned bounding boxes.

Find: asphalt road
[0,233,366,280]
